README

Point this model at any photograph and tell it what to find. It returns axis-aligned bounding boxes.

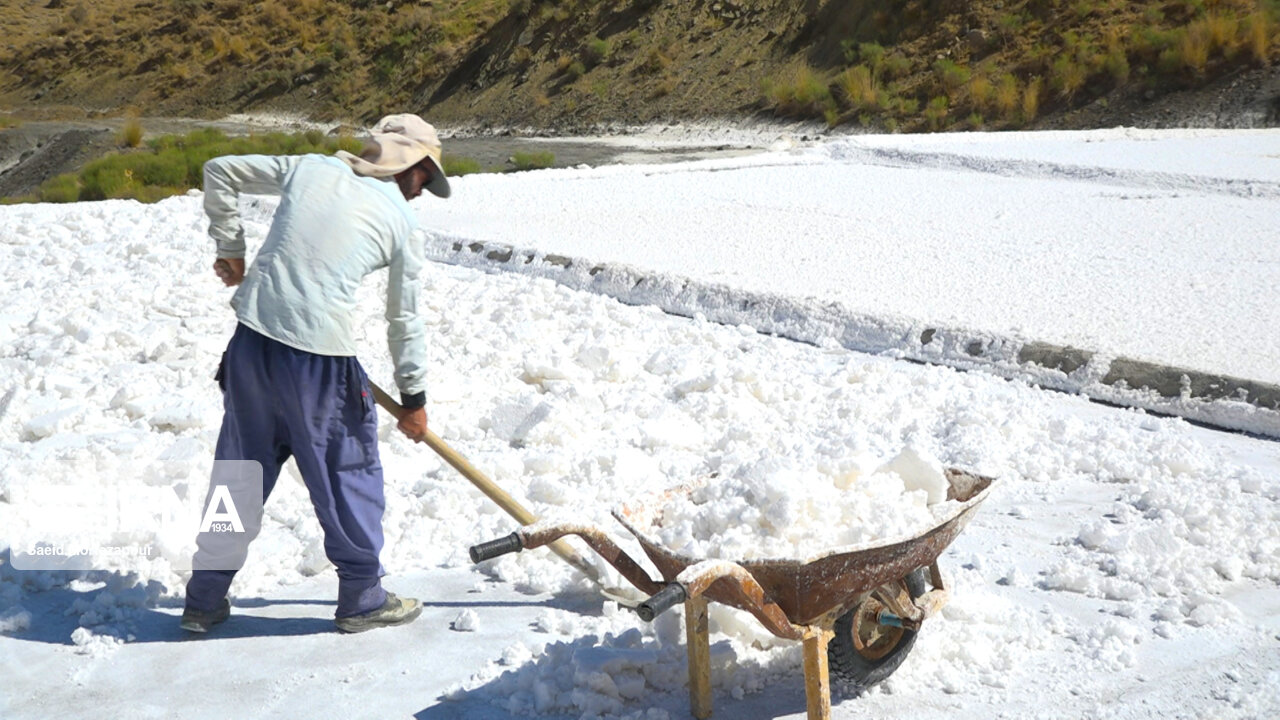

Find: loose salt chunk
[23,406,81,439]
[451,609,479,632]
[879,446,949,505]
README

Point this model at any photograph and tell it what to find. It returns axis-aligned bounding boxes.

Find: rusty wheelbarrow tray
[468,469,995,720]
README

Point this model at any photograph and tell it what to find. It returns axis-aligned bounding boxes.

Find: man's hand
[214,258,245,287]
[397,406,428,443]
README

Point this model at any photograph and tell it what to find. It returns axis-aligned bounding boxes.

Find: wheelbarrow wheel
[828,567,929,694]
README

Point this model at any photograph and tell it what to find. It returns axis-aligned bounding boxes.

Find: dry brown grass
[1244,12,1271,64]
[764,64,832,116]
[993,74,1019,119]
[837,66,876,110]
[119,116,143,147]
[1022,77,1042,122]
[968,74,993,113]
[1178,22,1212,74]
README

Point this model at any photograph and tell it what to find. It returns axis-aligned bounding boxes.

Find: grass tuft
[22,128,363,204]
[923,95,949,129]
[837,66,877,110]
[443,155,482,176]
[120,117,144,148]
[763,64,832,117]
[509,151,555,171]
[1022,77,1042,123]
[994,73,1020,120]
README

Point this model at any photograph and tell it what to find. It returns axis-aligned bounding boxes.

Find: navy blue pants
[186,324,387,618]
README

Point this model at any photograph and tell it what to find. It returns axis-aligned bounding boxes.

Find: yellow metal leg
[802,626,834,720]
[684,595,713,719]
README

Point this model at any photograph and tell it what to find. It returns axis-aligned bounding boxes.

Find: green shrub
[585,36,610,66]
[880,53,913,80]
[21,127,366,204]
[996,12,1026,39]
[38,174,80,203]
[1104,46,1131,82]
[1050,56,1087,97]
[80,156,136,200]
[510,151,555,171]
[923,95,949,130]
[855,42,886,74]
[763,64,832,117]
[933,58,970,99]
[136,154,189,186]
[443,155,482,176]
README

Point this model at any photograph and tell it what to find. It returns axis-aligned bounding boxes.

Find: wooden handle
[367,381,601,583]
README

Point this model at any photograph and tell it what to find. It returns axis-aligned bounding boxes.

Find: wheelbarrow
[468,468,996,720]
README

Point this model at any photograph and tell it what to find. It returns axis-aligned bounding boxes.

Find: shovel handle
[366,381,601,584]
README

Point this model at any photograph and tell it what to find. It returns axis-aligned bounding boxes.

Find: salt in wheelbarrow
[468,468,996,720]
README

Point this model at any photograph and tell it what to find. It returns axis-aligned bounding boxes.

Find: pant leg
[185,325,291,612]
[268,341,387,618]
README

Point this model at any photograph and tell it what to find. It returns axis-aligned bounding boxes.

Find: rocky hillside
[0,0,1277,131]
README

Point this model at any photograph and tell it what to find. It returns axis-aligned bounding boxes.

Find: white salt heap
[653,447,959,560]
[1,129,1279,720]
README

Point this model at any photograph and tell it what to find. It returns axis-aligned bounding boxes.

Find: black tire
[828,568,929,694]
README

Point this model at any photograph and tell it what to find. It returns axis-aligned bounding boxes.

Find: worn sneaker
[180,598,231,633]
[334,592,422,634]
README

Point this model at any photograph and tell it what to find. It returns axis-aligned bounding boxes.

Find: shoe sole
[335,604,423,634]
[180,619,212,633]
[180,606,230,633]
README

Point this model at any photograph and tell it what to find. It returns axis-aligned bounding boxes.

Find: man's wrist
[400,391,426,410]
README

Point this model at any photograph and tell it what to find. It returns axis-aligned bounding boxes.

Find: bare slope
[0,0,1275,131]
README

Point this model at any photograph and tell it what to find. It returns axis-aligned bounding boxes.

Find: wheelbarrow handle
[636,583,687,622]
[469,532,524,563]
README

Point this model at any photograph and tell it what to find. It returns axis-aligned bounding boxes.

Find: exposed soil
[1039,65,1280,130]
[0,122,115,199]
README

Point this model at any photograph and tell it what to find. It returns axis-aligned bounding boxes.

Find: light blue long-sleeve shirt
[203,153,428,403]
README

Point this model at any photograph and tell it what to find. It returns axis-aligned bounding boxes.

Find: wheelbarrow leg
[802,625,835,720]
[684,595,713,719]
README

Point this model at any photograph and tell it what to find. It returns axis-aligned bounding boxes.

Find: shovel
[366,381,609,587]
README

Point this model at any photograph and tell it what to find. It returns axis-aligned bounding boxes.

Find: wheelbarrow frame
[469,469,995,720]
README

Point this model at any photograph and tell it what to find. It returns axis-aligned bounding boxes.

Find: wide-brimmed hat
[336,113,451,198]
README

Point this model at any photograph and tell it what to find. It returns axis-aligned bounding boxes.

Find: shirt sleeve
[386,227,429,408]
[202,155,298,259]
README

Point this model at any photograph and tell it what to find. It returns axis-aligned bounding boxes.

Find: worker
[181,114,450,634]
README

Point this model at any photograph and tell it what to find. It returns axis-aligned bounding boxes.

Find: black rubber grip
[469,532,523,563]
[636,583,687,622]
